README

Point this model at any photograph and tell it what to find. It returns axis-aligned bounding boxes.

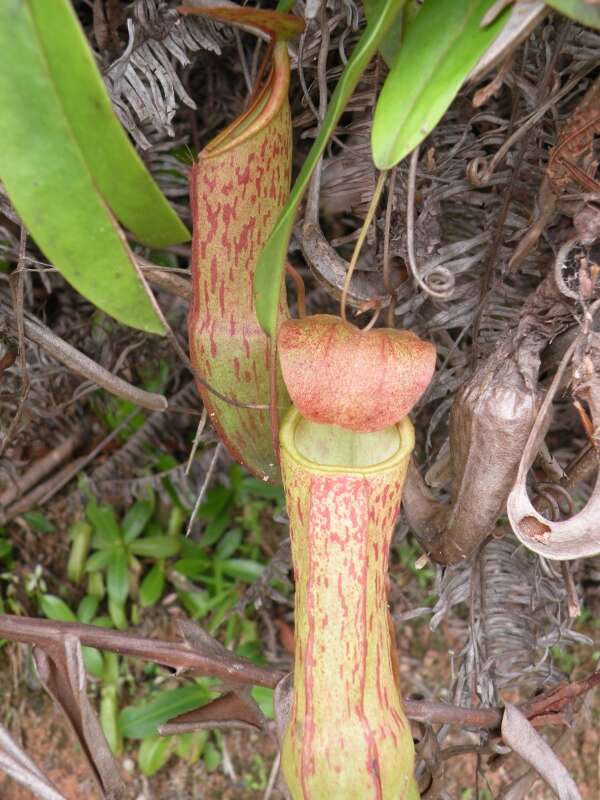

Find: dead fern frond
[104,0,229,148]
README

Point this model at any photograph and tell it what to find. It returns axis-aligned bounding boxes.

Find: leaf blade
[0,2,167,333]
[29,0,190,248]
[120,685,214,739]
[371,0,509,170]
[546,0,600,28]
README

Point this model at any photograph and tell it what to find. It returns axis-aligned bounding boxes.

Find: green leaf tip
[0,0,190,334]
[546,0,600,29]
[371,0,510,171]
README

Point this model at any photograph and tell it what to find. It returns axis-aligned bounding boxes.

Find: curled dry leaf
[509,74,600,270]
[403,275,573,564]
[278,314,436,433]
[404,342,548,563]
[501,703,581,800]
[468,1,547,84]
[0,724,67,800]
[507,336,600,559]
[33,636,126,800]
[159,689,266,735]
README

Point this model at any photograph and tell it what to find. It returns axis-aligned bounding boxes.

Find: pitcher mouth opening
[279,407,414,474]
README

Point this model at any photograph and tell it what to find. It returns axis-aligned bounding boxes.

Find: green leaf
[138,735,173,776]
[83,646,105,678]
[363,0,408,66]
[546,0,600,28]
[22,511,56,533]
[254,0,407,336]
[199,512,231,548]
[120,684,214,739]
[219,559,265,583]
[173,556,211,578]
[0,540,12,560]
[371,0,509,170]
[197,486,233,520]
[240,478,285,502]
[38,596,103,675]
[215,529,242,560]
[40,594,76,622]
[67,520,92,584]
[202,741,222,772]
[177,590,211,620]
[139,564,165,608]
[107,548,130,606]
[129,536,181,559]
[122,500,154,543]
[108,598,128,630]
[85,548,116,574]
[91,615,113,628]
[251,686,274,720]
[87,571,105,599]
[86,500,122,548]
[77,595,100,624]
[26,0,189,247]
[0,2,176,333]
[175,730,208,763]
[100,684,123,756]
[103,651,120,684]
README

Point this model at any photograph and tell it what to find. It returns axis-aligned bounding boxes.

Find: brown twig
[1,228,31,459]
[0,615,596,729]
[2,301,168,412]
[2,411,138,523]
[0,615,283,688]
[0,431,84,508]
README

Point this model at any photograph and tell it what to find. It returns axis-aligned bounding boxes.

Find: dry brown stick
[4,456,88,522]
[0,615,283,689]
[0,431,85,508]
[2,411,138,523]
[139,261,192,302]
[2,304,168,411]
[0,229,31,459]
[0,615,596,730]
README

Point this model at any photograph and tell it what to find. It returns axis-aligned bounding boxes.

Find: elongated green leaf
[219,558,265,583]
[107,547,130,606]
[0,2,171,333]
[29,0,189,247]
[101,685,124,756]
[41,593,103,673]
[22,511,56,533]
[129,535,181,558]
[85,548,116,573]
[364,0,410,66]
[120,684,214,739]
[139,563,165,608]
[86,499,122,548]
[40,594,77,623]
[68,520,92,584]
[254,0,408,336]
[77,594,100,624]
[371,0,510,169]
[138,735,174,776]
[546,1,600,28]
[82,646,105,678]
[122,500,154,543]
